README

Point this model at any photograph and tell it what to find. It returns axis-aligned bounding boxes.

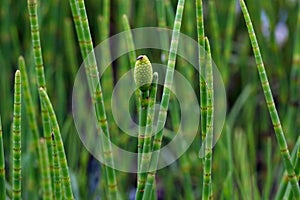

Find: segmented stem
[202,38,214,200]
[68,0,88,58]
[12,70,21,200]
[68,1,118,198]
[52,134,62,199]
[196,0,207,146]
[27,0,54,190]
[240,0,300,198]
[27,0,46,89]
[18,56,42,163]
[39,88,73,199]
[0,116,5,200]
[137,90,148,180]
[142,1,185,199]
[136,73,158,200]
[275,136,300,200]
[39,138,53,200]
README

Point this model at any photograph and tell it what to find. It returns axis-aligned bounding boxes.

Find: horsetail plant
[202,37,214,200]
[142,0,186,199]
[239,0,300,198]
[39,138,53,200]
[196,0,207,147]
[135,71,157,200]
[52,134,62,199]
[27,0,55,190]
[68,0,119,198]
[27,0,46,90]
[12,70,21,200]
[0,116,5,200]
[39,88,74,199]
[134,55,153,196]
[18,56,41,158]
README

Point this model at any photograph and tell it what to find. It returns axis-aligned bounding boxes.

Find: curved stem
[39,88,73,199]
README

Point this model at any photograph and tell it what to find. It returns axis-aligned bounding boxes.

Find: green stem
[240,0,300,198]
[136,73,158,200]
[263,137,272,200]
[142,0,186,199]
[69,1,119,198]
[18,56,42,167]
[275,136,300,199]
[202,38,214,200]
[137,90,149,189]
[39,138,53,200]
[196,0,206,145]
[27,0,54,192]
[52,134,62,199]
[0,116,5,200]
[12,70,21,200]
[39,88,73,199]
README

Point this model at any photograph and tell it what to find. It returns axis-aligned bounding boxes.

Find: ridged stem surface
[240,0,300,198]
[12,70,21,200]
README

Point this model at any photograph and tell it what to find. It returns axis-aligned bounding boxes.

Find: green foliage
[0,0,299,199]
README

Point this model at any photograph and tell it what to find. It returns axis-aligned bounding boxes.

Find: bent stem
[27,0,54,191]
[240,0,300,198]
[39,88,73,199]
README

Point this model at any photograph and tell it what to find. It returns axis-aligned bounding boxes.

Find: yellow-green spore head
[134,55,153,91]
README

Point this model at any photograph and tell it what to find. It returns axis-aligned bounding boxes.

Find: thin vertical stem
[142,0,186,199]
[18,56,42,165]
[202,38,214,200]
[240,0,300,198]
[27,1,54,192]
[27,0,46,90]
[136,73,158,200]
[69,0,119,199]
[52,134,62,199]
[12,70,21,200]
[39,138,53,200]
[196,0,207,146]
[0,116,5,200]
